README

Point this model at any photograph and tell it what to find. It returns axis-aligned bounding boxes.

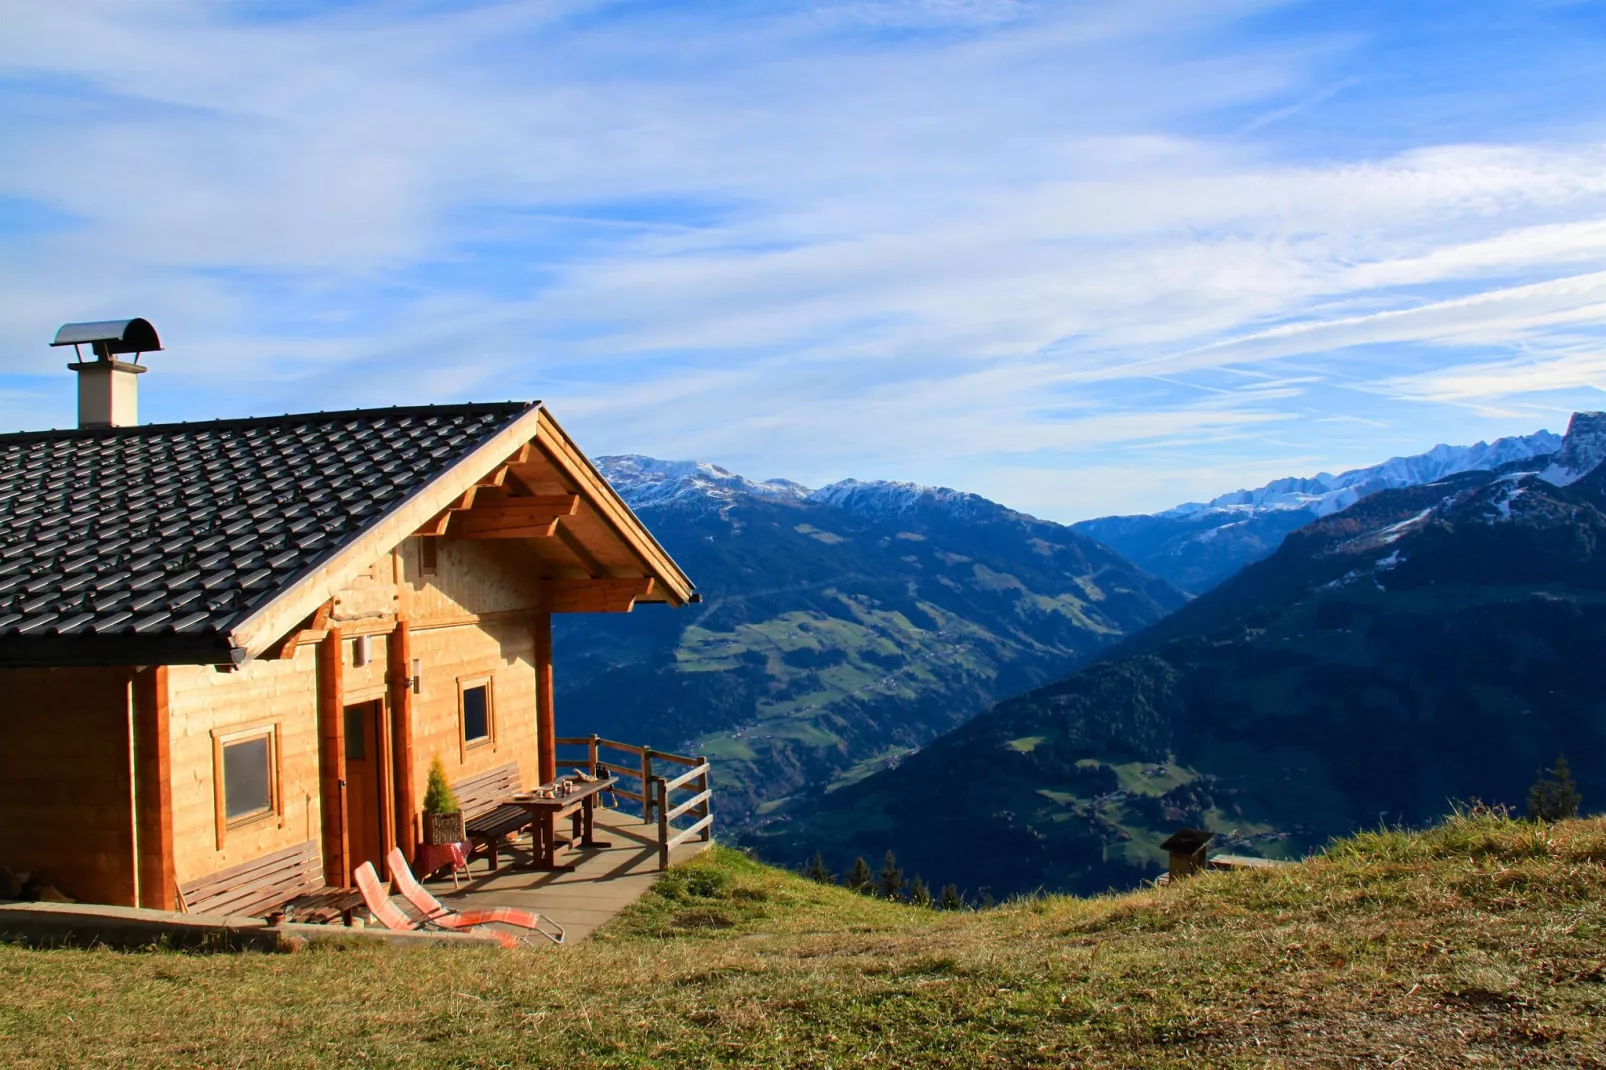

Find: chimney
[50,318,161,428]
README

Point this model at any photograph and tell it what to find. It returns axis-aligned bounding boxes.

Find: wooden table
[508,776,617,871]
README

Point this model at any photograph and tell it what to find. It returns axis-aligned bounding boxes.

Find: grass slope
[4,815,1605,1067]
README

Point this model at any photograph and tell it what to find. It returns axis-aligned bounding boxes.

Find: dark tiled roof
[0,402,533,666]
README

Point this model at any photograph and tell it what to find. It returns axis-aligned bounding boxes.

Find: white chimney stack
[51,318,160,429]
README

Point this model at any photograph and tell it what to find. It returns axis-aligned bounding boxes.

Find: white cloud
[1,0,1605,516]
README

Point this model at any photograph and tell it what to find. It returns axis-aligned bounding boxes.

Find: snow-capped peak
[1161,429,1561,520]
[596,455,811,510]
[594,457,1016,521]
[806,478,1008,521]
[1537,412,1606,487]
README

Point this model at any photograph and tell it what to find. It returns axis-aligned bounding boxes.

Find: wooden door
[344,700,387,878]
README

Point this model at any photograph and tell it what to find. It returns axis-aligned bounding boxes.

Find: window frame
[457,675,496,759]
[417,535,439,575]
[211,722,283,848]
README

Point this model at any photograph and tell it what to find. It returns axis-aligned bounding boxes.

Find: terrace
[411,736,715,942]
[0,738,714,950]
[418,806,711,942]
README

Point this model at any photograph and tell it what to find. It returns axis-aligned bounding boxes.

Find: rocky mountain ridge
[598,456,1014,524]
[1171,429,1564,518]
[1073,425,1566,593]
[759,411,1606,898]
[1538,411,1606,486]
[558,458,1185,824]
[597,455,810,509]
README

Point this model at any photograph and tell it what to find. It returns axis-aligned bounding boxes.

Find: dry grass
[3,815,1605,1067]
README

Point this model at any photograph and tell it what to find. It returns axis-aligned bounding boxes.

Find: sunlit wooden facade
[0,403,692,909]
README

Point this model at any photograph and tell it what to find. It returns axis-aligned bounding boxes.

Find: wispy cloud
[2,0,1605,518]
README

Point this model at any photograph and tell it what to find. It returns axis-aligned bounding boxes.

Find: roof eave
[224,402,549,662]
[0,632,243,669]
[214,401,695,662]
[532,406,697,607]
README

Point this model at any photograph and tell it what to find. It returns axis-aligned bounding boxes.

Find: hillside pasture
[2,815,1604,1066]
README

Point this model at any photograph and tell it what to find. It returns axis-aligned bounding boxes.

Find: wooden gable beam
[413,485,483,537]
[230,404,548,661]
[452,494,580,540]
[529,409,694,606]
[410,466,513,536]
[547,577,654,614]
[414,515,448,538]
[554,518,608,578]
[269,599,334,660]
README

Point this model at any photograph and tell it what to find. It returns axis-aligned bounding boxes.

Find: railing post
[697,755,712,842]
[588,733,599,778]
[642,748,656,825]
[656,777,670,871]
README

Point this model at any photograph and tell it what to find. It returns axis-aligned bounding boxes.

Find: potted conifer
[422,756,465,845]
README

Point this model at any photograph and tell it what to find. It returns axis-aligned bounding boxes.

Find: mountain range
[1073,429,1562,593]
[759,413,1606,899]
[552,458,1184,823]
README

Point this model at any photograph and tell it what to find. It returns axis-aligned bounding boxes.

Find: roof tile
[55,612,94,634]
[0,403,531,663]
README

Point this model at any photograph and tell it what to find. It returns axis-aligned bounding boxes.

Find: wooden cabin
[0,391,694,911]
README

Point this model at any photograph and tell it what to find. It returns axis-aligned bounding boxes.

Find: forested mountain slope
[553,458,1185,821]
[762,414,1606,897]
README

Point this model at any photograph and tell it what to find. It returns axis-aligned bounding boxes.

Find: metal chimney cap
[51,318,162,356]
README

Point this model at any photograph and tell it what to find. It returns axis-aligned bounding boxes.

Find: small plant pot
[424,811,466,845]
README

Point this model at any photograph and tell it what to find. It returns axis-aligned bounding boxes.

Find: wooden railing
[554,736,712,869]
[654,756,712,871]
[554,736,655,820]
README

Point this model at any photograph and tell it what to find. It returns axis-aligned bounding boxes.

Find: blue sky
[4,0,1606,520]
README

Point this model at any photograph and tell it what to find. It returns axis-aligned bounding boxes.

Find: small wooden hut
[0,351,694,910]
[1158,828,1215,882]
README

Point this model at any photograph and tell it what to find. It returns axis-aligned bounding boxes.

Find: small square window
[212,724,280,845]
[223,736,272,821]
[419,536,439,574]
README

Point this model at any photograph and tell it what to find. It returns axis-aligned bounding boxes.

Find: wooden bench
[453,763,532,872]
[178,841,358,923]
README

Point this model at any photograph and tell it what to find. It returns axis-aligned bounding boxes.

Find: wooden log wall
[131,666,176,910]
[0,488,602,908]
[164,544,546,899]
[165,652,321,889]
[405,617,540,810]
[394,537,545,626]
[0,667,138,906]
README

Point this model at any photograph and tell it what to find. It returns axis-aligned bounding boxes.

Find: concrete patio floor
[414,806,710,943]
